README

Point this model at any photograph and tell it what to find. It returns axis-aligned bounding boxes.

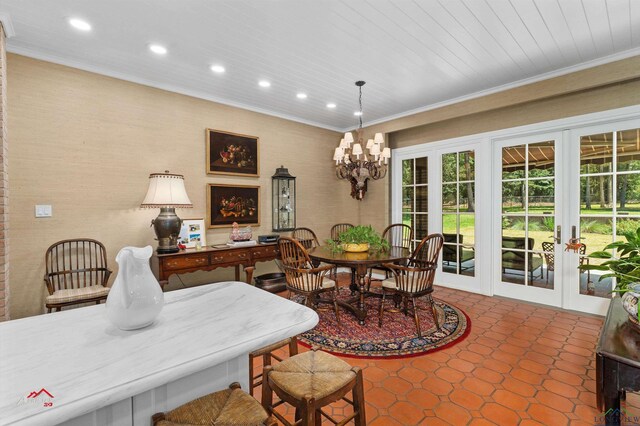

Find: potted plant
[327,225,389,253]
[579,229,640,328]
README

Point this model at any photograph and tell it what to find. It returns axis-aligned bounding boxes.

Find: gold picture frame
[206,129,259,177]
[207,184,260,229]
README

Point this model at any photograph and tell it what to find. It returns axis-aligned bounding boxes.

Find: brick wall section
[0,24,9,321]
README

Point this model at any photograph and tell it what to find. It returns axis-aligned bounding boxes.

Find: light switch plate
[35,205,52,218]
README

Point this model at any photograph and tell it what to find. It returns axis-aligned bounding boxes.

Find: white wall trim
[0,13,15,38]
[363,47,640,131]
[6,45,344,133]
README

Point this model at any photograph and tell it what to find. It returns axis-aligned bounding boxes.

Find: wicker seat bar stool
[152,382,276,426]
[261,350,366,426]
[249,336,299,397]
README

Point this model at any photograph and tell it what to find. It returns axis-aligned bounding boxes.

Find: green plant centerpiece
[579,229,640,328]
[326,225,389,253]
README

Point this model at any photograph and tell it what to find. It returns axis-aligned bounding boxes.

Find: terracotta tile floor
[256,277,640,425]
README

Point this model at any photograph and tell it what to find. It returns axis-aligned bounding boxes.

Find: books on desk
[227,240,257,248]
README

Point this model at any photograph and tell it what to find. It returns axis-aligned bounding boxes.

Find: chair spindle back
[330,223,355,241]
[44,239,110,293]
[382,224,413,249]
[410,233,444,268]
[292,227,320,250]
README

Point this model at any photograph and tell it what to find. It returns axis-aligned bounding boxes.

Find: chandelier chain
[358,84,363,129]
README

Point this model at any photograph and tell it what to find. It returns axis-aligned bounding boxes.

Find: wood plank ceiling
[2,0,639,131]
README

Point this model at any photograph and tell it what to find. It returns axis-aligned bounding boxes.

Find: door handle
[552,225,561,244]
[571,225,584,241]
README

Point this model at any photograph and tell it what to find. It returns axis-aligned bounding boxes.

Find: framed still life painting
[207,184,260,228]
[178,218,207,248]
[206,129,259,177]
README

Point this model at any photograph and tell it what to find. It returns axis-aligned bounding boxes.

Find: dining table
[308,245,412,325]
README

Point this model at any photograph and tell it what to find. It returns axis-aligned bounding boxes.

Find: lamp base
[152,207,182,254]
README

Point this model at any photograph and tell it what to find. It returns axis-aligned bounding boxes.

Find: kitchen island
[0,282,318,426]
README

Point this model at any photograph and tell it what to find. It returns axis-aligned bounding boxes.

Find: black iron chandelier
[333,81,390,201]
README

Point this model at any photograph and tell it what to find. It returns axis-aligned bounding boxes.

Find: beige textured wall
[8,53,360,319]
[0,25,9,321]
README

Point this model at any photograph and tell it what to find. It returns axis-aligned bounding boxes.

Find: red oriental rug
[297,277,470,359]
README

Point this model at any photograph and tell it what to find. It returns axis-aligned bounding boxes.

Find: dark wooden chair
[153,382,276,425]
[278,237,340,325]
[368,223,413,288]
[379,233,444,337]
[330,223,354,241]
[541,241,588,284]
[249,336,298,397]
[292,227,320,250]
[262,349,366,425]
[382,223,413,250]
[44,238,112,312]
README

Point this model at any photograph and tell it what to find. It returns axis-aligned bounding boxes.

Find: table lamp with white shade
[140,171,193,253]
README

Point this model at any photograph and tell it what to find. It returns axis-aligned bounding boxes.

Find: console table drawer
[211,251,249,264]
[252,246,278,259]
[164,255,210,271]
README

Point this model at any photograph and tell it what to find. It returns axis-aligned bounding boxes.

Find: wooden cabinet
[151,243,279,287]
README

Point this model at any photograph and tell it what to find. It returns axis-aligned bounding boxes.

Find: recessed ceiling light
[296,93,307,99]
[258,80,271,88]
[149,44,168,55]
[354,111,363,116]
[210,65,225,74]
[68,18,91,31]
[326,103,336,109]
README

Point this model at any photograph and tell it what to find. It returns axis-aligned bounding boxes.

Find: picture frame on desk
[178,218,206,248]
[207,184,260,229]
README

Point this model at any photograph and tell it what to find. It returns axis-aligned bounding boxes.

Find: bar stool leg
[300,395,316,426]
[352,367,367,426]
[248,352,255,396]
[288,336,299,356]
[261,366,273,414]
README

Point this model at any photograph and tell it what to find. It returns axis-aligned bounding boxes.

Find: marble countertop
[0,282,318,426]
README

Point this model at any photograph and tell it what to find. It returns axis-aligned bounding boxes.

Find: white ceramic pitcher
[106,246,164,330]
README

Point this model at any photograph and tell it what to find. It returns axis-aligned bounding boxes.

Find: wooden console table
[596,296,640,425]
[151,243,279,287]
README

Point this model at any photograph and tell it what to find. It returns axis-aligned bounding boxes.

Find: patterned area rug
[298,277,471,359]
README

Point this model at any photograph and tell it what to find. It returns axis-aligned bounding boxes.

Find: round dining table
[308,245,411,325]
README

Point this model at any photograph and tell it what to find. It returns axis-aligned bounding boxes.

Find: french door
[492,120,640,314]
[565,119,640,314]
[493,132,564,307]
[394,107,640,315]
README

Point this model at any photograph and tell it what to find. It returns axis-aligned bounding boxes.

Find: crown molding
[357,46,640,133]
[0,12,15,38]
[6,45,344,133]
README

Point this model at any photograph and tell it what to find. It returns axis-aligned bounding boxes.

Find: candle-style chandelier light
[333,81,390,201]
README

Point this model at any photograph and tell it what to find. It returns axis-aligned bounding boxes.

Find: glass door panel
[402,157,428,249]
[495,134,562,307]
[577,128,640,298]
[500,141,555,290]
[441,150,475,276]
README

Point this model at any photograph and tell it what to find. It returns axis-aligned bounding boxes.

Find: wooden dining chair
[368,223,414,289]
[292,227,320,250]
[379,234,444,337]
[278,237,340,324]
[330,223,354,241]
[44,238,112,312]
[383,223,413,250]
